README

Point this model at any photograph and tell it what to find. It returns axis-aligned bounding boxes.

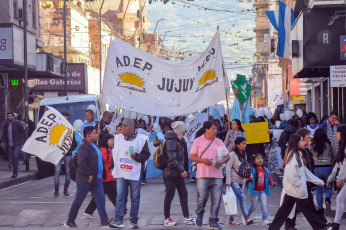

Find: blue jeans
[196,178,223,222]
[314,166,333,209]
[67,179,108,224]
[115,177,142,224]
[248,190,268,220]
[54,155,71,190]
[8,145,21,174]
[229,182,250,222]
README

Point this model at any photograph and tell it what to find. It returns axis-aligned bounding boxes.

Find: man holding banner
[109,118,150,229]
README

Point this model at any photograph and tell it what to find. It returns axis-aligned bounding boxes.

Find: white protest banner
[185,108,208,143]
[267,129,284,172]
[102,30,229,116]
[22,106,73,165]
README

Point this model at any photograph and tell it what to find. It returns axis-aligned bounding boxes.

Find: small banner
[242,122,270,144]
[185,108,208,143]
[22,106,73,165]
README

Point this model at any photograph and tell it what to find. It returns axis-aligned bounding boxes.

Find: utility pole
[23,0,29,171]
[64,0,67,96]
[138,0,143,49]
[99,0,105,93]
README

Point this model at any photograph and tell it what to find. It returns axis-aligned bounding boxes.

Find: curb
[0,172,37,190]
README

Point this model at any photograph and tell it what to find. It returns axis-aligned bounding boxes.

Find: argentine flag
[265,1,296,59]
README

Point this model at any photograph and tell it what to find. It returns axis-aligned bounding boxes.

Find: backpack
[233,159,252,178]
[68,154,78,182]
[153,141,167,170]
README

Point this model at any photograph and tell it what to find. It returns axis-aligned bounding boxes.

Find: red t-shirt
[254,167,273,191]
[100,148,115,182]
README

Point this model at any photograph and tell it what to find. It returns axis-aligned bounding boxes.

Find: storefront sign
[31,63,87,92]
[256,96,265,109]
[330,65,346,87]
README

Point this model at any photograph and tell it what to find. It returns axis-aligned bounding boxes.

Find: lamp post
[63,0,67,96]
[23,0,29,171]
[153,18,168,34]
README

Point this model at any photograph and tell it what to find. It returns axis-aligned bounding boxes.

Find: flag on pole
[266,1,296,59]
[185,108,208,143]
[22,106,74,165]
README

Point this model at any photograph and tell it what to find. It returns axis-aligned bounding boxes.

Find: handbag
[223,186,238,216]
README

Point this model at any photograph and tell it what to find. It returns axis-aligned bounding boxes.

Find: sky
[144,0,256,81]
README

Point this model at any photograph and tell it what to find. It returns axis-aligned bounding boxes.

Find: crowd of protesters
[0,107,345,230]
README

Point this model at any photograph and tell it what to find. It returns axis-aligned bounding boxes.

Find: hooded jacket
[162,130,189,179]
[278,126,298,158]
[283,151,323,199]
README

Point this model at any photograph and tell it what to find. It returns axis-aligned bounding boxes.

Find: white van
[38,94,104,124]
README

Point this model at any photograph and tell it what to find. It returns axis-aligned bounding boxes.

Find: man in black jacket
[1,112,27,178]
[65,126,110,228]
[162,121,195,226]
[278,119,298,159]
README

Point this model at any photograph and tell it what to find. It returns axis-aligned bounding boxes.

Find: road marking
[0,181,31,192]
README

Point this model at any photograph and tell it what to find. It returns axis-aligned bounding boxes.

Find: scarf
[327,120,339,156]
[123,129,138,141]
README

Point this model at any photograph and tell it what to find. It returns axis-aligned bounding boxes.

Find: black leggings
[85,180,116,214]
[164,177,189,219]
[269,194,326,230]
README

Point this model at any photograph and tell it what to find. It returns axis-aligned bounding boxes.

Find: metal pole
[138,0,142,48]
[23,0,29,171]
[99,0,105,93]
[64,0,67,96]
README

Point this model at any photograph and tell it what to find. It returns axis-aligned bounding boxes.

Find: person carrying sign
[109,118,150,229]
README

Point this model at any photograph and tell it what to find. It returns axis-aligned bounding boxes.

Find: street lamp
[153,18,168,34]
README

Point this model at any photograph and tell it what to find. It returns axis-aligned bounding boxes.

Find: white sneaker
[242,216,253,226]
[184,214,195,225]
[262,219,271,225]
[83,212,95,218]
[164,218,177,226]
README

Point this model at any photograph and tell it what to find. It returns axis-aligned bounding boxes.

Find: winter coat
[283,151,324,199]
[278,126,298,158]
[308,143,334,167]
[226,151,247,185]
[162,130,189,179]
[76,140,106,182]
[2,120,27,149]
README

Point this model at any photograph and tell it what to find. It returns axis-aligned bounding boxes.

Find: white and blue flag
[266,1,296,59]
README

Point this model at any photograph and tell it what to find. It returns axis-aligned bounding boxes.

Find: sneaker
[83,212,95,219]
[242,216,253,226]
[141,180,147,185]
[228,221,240,225]
[262,219,271,225]
[164,218,176,226]
[195,216,203,227]
[54,189,59,197]
[100,219,113,227]
[64,220,77,228]
[124,214,130,220]
[64,188,70,196]
[184,214,195,225]
[109,221,125,228]
[130,223,139,229]
[190,177,196,183]
[209,222,222,230]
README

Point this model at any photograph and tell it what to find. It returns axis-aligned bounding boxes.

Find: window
[13,0,18,18]
[32,0,36,28]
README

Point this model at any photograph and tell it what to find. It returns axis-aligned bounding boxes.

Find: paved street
[0,173,345,230]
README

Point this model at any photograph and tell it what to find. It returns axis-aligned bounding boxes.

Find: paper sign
[242,122,270,144]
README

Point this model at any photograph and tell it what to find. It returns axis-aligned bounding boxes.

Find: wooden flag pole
[97,105,102,145]
[225,89,231,131]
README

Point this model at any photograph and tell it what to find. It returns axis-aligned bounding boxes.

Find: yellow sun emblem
[196,70,218,92]
[49,124,66,145]
[117,73,146,93]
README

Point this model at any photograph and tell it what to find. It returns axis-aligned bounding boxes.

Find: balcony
[253,0,268,7]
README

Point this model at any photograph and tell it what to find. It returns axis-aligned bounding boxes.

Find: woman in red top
[84,134,116,218]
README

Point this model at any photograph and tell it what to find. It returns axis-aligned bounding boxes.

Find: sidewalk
[0,156,37,190]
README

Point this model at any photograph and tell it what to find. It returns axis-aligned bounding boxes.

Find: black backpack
[153,141,167,170]
[233,159,252,178]
[68,154,78,182]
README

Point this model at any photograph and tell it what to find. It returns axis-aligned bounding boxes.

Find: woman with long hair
[84,134,117,217]
[327,125,346,230]
[226,137,253,226]
[269,134,329,230]
[224,119,246,151]
[308,128,334,212]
